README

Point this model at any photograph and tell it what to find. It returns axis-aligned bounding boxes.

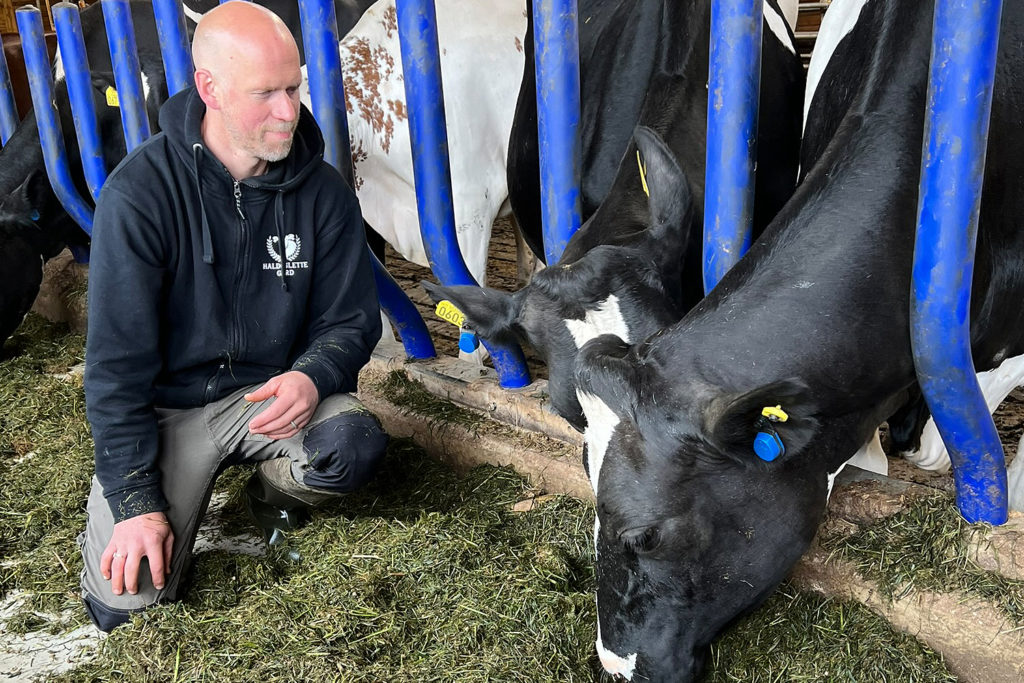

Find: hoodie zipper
[231,180,249,359]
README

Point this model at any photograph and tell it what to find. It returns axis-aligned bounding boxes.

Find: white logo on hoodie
[263,234,309,277]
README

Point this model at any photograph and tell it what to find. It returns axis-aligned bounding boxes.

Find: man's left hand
[245,371,319,439]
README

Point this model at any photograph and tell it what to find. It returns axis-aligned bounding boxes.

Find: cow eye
[620,525,661,554]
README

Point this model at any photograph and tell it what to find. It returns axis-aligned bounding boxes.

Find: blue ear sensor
[30,210,40,221]
[753,428,785,461]
[458,330,480,353]
[753,405,789,461]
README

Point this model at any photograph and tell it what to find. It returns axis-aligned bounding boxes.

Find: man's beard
[226,119,297,163]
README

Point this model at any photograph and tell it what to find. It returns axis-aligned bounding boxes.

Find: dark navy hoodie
[84,87,382,522]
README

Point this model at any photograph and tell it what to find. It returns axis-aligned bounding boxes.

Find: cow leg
[904,353,1024,473]
[845,428,888,476]
[1008,431,1024,512]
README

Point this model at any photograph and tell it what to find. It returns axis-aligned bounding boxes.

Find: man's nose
[272,92,298,121]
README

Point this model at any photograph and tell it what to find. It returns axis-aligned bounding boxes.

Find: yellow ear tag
[636,150,649,197]
[761,405,789,423]
[105,86,120,108]
[434,300,466,328]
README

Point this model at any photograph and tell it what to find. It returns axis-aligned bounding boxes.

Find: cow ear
[575,334,642,419]
[633,125,693,240]
[421,280,523,344]
[8,170,49,215]
[703,379,820,463]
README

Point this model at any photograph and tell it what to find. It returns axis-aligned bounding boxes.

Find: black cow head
[423,126,693,430]
[573,334,847,682]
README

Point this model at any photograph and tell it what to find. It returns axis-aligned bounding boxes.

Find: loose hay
[1,315,91,627]
[3,316,956,681]
[823,491,1024,625]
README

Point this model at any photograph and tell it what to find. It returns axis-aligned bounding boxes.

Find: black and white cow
[0,0,376,349]
[426,0,804,430]
[573,0,1024,679]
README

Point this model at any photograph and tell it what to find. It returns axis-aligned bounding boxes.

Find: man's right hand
[101,512,174,596]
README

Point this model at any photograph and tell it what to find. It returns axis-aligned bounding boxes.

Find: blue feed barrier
[101,0,151,152]
[911,0,1007,524]
[0,34,19,145]
[54,2,107,201]
[532,0,582,265]
[702,0,762,294]
[296,0,437,359]
[394,0,530,388]
[16,5,94,235]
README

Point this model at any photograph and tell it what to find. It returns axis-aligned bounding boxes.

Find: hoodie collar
[160,88,324,288]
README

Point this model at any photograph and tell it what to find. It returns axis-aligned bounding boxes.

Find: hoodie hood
[158,87,323,281]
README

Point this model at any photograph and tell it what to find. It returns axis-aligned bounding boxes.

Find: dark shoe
[243,474,310,562]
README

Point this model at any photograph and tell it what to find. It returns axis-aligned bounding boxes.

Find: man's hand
[101,512,174,595]
[245,371,319,439]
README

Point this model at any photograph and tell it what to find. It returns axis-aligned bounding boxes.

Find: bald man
[80,1,387,631]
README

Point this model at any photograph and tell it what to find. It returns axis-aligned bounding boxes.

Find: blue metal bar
[532,0,581,265]
[297,0,353,185]
[911,0,1006,525]
[16,6,94,234]
[101,0,151,152]
[53,3,107,201]
[0,33,19,146]
[297,0,435,359]
[372,251,438,358]
[151,0,193,96]
[703,0,762,294]
[395,0,530,388]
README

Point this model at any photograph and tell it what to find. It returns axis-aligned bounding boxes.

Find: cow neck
[644,20,934,424]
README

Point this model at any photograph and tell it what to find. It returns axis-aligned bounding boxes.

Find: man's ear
[702,379,820,463]
[421,280,523,344]
[194,68,219,110]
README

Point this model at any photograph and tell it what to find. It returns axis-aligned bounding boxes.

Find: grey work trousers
[78,384,387,627]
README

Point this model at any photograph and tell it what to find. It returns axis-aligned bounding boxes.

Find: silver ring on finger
[113,552,124,560]
[290,420,299,431]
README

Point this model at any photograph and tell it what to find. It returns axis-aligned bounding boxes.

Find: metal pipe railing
[395,0,530,388]
[53,2,107,201]
[101,0,151,153]
[911,0,1007,525]
[16,5,94,234]
[151,0,193,96]
[703,0,763,294]
[298,0,436,360]
[532,0,582,265]
[0,34,19,145]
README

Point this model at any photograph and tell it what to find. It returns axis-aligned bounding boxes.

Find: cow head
[423,126,693,430]
[575,334,839,682]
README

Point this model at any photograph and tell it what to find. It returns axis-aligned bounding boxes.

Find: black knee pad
[301,412,388,493]
[82,593,135,632]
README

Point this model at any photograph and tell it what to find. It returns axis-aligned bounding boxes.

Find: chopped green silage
[53,441,602,683]
[376,369,486,433]
[707,584,955,682]
[822,492,1024,625]
[1,317,957,681]
[1,314,91,626]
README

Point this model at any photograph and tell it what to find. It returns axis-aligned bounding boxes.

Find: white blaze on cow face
[804,0,871,132]
[564,294,630,349]
[597,623,638,681]
[763,0,796,55]
[576,390,620,496]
